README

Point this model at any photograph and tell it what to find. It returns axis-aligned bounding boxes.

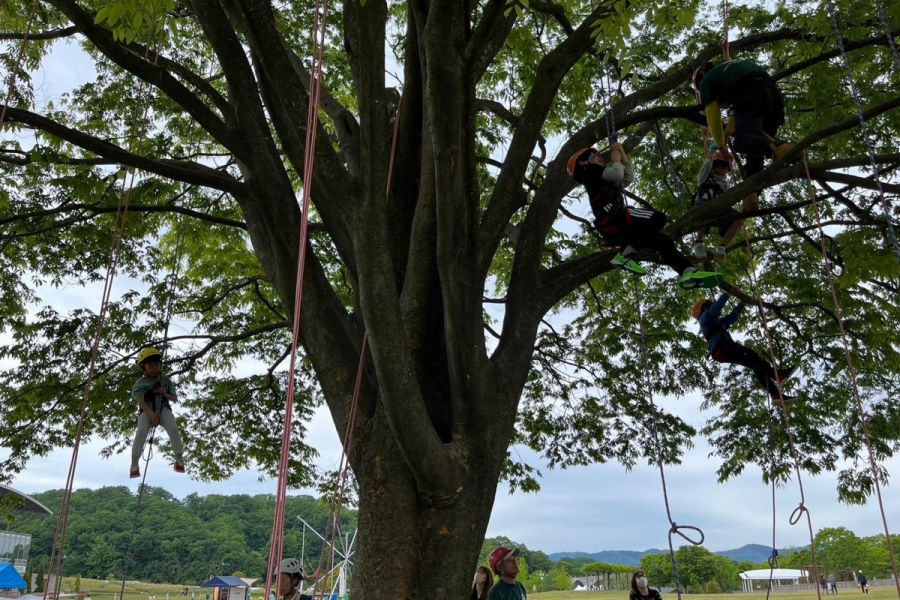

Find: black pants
[595,206,693,274]
[712,337,779,396]
[731,74,785,175]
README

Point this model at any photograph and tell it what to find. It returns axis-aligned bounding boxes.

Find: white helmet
[281,558,303,577]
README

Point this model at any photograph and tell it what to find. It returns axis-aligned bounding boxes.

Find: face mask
[637,577,649,588]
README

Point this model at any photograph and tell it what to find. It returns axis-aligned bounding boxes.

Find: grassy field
[57,577,896,600]
[530,589,898,600]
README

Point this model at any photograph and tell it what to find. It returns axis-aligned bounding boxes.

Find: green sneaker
[610,252,646,275]
[678,270,724,289]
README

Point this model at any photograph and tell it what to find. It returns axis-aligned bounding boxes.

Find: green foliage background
[7,487,357,584]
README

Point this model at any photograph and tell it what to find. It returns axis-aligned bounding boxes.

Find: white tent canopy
[739,569,809,592]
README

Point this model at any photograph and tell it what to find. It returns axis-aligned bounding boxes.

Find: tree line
[8,486,357,585]
[639,528,898,593]
[478,528,898,594]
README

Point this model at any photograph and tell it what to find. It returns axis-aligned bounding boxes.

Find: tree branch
[46,0,236,151]
[5,107,244,193]
[0,200,248,230]
[0,26,77,41]
[774,29,900,80]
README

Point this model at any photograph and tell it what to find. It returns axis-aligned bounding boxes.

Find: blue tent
[0,562,27,590]
[201,576,248,589]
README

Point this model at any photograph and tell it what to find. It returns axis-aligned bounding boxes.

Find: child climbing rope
[691,59,794,175]
[692,295,797,405]
[567,143,723,289]
[693,146,758,261]
[130,347,185,477]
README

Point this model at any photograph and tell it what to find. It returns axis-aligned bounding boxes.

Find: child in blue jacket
[692,294,796,404]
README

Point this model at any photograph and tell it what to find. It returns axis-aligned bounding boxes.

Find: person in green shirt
[691,59,793,176]
[129,346,185,478]
[487,546,527,600]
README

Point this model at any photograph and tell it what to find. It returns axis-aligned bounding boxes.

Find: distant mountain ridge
[550,544,778,566]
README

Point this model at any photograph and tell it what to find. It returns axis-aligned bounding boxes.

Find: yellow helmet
[136,347,162,367]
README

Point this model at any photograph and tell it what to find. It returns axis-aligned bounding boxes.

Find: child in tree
[693,146,758,261]
[691,59,793,176]
[130,347,185,477]
[567,143,723,289]
[692,294,797,405]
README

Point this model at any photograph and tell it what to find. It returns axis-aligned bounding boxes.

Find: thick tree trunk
[352,410,502,600]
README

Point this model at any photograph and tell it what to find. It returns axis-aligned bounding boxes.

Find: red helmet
[566,147,597,177]
[489,546,519,575]
[692,299,711,320]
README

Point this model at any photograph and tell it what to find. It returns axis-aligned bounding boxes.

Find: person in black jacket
[567,144,723,289]
[630,571,662,600]
[692,294,797,404]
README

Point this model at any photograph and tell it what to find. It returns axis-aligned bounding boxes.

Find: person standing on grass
[630,570,662,600]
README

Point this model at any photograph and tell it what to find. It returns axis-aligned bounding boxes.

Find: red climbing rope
[263,0,331,595]
[801,158,900,598]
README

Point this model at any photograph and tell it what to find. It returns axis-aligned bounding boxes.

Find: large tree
[1,0,899,597]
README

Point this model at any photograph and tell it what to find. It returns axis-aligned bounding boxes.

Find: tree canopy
[1,0,898,596]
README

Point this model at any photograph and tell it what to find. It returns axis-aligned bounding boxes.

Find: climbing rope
[721,0,731,60]
[602,67,618,142]
[308,88,405,600]
[739,234,823,600]
[632,280,704,600]
[824,0,900,262]
[263,0,331,594]
[763,474,779,599]
[652,120,693,210]
[874,0,900,73]
[800,158,900,598]
[117,141,191,600]
[0,0,38,126]
[41,21,170,600]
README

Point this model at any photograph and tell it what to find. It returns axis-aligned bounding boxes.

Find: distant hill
[550,544,779,566]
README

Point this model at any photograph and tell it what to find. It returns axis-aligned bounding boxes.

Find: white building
[739,568,809,592]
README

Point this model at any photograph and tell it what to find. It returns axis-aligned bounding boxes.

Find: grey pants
[130,408,184,468]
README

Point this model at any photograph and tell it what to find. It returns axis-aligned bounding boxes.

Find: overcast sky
[3,33,899,559]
